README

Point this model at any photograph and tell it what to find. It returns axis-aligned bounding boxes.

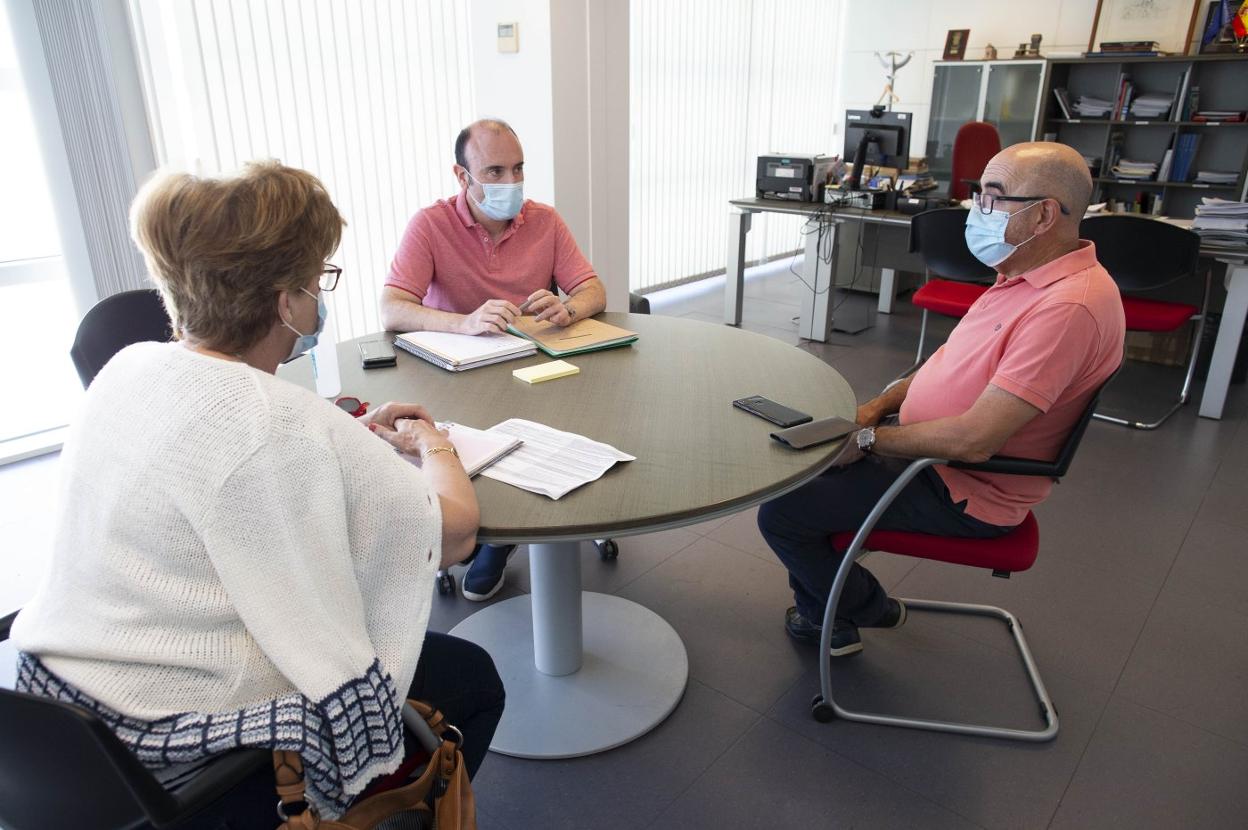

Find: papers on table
[394,330,536,371]
[480,419,635,500]
[1193,198,1248,253]
[403,422,523,477]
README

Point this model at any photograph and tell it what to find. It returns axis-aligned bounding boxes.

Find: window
[129,0,477,342]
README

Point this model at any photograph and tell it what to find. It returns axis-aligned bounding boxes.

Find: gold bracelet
[422,445,459,461]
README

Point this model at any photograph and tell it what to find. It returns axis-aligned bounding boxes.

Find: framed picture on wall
[1087,0,1202,54]
[943,29,970,60]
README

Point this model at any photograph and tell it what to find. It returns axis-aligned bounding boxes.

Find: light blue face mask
[281,287,326,363]
[964,200,1041,268]
[466,171,524,221]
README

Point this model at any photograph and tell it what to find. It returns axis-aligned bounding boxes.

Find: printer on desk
[756,154,836,202]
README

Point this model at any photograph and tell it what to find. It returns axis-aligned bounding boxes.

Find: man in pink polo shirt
[381,118,607,601]
[759,142,1125,656]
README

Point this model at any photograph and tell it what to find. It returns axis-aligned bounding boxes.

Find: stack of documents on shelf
[394,330,536,371]
[1193,171,1239,185]
[1110,159,1157,180]
[508,315,638,357]
[1128,93,1173,119]
[1193,199,1248,253]
[1192,110,1246,123]
[480,419,635,500]
[1074,95,1113,117]
[402,422,523,477]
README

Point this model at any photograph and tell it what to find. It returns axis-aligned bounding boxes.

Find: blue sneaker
[462,544,517,602]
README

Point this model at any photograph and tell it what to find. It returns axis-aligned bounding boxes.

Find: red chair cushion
[830,511,1039,574]
[912,279,991,319]
[1121,296,1198,333]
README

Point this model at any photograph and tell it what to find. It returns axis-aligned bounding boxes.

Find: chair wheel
[811,695,835,723]
[436,573,455,597]
[596,539,619,561]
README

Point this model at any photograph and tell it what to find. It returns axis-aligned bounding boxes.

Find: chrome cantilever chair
[809,375,1113,742]
[904,208,997,376]
[0,612,269,830]
[1079,215,1207,429]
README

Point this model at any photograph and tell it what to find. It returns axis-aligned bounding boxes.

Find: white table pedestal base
[449,543,689,759]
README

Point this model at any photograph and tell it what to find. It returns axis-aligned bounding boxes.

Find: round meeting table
[282,312,855,759]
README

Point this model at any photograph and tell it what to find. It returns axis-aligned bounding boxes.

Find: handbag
[274,700,476,830]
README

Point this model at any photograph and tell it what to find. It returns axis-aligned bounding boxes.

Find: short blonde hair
[131,160,346,353]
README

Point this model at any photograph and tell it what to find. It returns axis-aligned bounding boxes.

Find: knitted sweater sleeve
[198,429,415,703]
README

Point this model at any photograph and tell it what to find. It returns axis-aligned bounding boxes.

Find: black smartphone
[359,339,398,369]
[770,416,859,449]
[732,395,812,428]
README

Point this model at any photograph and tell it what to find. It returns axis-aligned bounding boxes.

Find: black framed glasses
[319,264,343,292]
[973,192,1070,216]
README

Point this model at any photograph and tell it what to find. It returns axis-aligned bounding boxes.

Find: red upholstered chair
[904,207,997,375]
[809,376,1113,741]
[1079,215,1207,429]
[950,121,1001,202]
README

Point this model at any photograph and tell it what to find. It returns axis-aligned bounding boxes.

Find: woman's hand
[371,417,453,458]
[357,402,433,430]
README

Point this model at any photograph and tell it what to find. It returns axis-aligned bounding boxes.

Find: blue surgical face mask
[466,171,524,221]
[964,200,1041,268]
[281,287,326,362]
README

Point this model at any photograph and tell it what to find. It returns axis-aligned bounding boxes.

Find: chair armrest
[949,455,1060,477]
[158,749,272,827]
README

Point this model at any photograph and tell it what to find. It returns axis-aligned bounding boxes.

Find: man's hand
[856,402,886,427]
[357,402,433,430]
[523,289,574,327]
[460,299,520,335]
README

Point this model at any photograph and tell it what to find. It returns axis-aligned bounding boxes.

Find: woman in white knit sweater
[11,161,504,825]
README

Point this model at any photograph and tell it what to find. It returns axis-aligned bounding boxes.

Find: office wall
[467,0,556,205]
[837,0,1099,159]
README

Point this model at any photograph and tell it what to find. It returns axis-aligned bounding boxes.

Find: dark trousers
[758,455,1012,626]
[166,632,505,829]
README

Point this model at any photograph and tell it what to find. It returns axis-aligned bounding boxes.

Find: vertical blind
[629,0,843,293]
[129,0,476,341]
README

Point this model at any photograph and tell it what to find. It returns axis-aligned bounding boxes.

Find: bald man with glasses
[758,142,1126,657]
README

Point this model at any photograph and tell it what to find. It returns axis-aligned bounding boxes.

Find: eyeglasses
[319,264,343,292]
[334,396,368,417]
[973,192,1070,216]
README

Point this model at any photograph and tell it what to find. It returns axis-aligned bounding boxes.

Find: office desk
[1200,254,1248,420]
[282,313,855,758]
[727,198,926,341]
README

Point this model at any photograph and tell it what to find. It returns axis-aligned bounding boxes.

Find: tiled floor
[3,261,1247,828]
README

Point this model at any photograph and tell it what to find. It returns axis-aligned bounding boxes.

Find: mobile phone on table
[770,416,859,449]
[359,339,398,369]
[732,395,812,428]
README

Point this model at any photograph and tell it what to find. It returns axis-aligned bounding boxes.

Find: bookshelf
[1040,54,1248,218]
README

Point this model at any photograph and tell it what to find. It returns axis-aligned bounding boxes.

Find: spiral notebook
[394,330,536,371]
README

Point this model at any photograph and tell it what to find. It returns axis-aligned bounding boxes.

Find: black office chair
[70,289,174,388]
[0,612,269,830]
[1079,216,1207,429]
[904,208,997,376]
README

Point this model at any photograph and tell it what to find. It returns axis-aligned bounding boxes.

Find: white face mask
[465,171,524,221]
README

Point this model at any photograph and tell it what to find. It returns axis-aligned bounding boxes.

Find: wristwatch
[856,426,877,453]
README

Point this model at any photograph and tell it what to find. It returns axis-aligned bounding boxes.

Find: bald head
[981,142,1092,228]
[454,119,520,171]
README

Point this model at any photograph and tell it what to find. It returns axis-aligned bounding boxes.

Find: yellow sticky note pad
[512,360,580,384]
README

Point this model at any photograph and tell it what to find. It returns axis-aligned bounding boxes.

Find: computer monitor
[843,108,912,169]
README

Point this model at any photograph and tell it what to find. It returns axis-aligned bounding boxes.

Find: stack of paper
[1074,95,1113,117]
[394,330,536,371]
[1193,198,1248,253]
[402,422,523,477]
[1110,159,1157,180]
[508,316,638,358]
[1193,171,1239,185]
[1128,93,1172,119]
[481,419,635,500]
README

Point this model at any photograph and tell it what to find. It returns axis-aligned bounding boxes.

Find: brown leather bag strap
[273,750,322,830]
